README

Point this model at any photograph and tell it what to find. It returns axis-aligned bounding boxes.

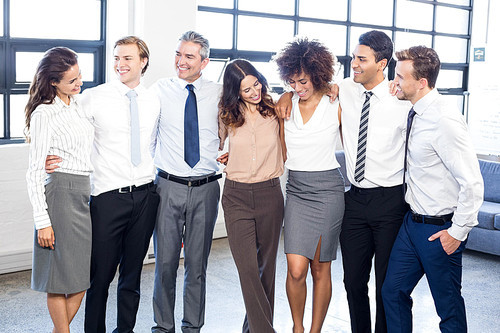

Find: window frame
[199,0,472,102]
[0,0,107,142]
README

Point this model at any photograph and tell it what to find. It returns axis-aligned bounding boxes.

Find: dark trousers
[84,184,160,333]
[222,178,284,333]
[152,174,220,333]
[340,185,407,333]
[382,212,467,333]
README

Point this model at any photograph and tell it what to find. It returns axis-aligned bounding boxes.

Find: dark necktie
[403,107,416,194]
[184,84,200,168]
[354,91,374,182]
[126,90,141,166]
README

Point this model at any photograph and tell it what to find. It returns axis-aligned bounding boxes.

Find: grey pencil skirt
[284,168,345,262]
[31,172,91,294]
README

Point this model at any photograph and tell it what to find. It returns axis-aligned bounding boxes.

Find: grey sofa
[465,159,500,256]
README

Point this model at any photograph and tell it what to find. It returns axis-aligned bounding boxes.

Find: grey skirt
[31,172,91,294]
[284,168,345,261]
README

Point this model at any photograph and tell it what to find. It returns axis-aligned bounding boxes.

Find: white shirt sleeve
[433,114,484,241]
[26,111,53,230]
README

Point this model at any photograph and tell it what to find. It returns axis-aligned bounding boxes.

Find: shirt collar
[413,88,439,116]
[54,95,78,109]
[176,74,204,91]
[111,79,145,97]
[356,77,389,101]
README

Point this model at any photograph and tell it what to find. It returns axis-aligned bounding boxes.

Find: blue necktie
[126,90,141,166]
[184,84,200,168]
[403,107,416,195]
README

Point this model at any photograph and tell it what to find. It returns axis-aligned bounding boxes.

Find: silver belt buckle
[118,185,133,193]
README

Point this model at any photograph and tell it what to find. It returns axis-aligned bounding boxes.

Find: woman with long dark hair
[274,38,345,333]
[218,59,285,333]
[25,47,93,333]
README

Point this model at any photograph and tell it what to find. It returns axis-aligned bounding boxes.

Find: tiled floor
[0,235,499,332]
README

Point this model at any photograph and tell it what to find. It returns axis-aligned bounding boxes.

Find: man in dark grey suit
[151,31,222,333]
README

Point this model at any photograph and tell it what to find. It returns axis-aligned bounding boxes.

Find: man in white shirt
[151,31,221,333]
[338,31,411,333]
[82,36,160,333]
[382,46,483,333]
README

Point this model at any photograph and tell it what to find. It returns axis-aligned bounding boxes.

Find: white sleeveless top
[284,94,341,171]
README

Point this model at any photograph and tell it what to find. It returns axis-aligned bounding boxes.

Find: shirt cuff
[447,223,473,242]
[34,211,51,230]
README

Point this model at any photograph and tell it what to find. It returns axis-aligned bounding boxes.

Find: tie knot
[186,84,194,92]
[365,91,373,98]
[126,90,137,99]
[409,107,416,117]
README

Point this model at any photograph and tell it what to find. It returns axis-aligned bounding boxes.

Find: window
[0,0,107,141]
[198,0,472,112]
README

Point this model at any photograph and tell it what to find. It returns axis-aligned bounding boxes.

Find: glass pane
[16,52,94,83]
[239,0,294,15]
[253,61,281,87]
[238,16,294,52]
[396,0,433,31]
[299,22,347,55]
[439,94,464,114]
[11,0,101,40]
[434,36,468,63]
[0,95,4,137]
[299,0,347,21]
[394,32,432,53]
[436,70,463,89]
[197,12,233,49]
[350,27,393,56]
[435,6,469,35]
[10,94,30,138]
[351,0,393,26]
[204,59,229,83]
[198,0,234,8]
[436,0,470,5]
[0,0,3,36]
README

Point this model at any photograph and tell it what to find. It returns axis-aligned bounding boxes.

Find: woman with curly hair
[25,47,93,332]
[274,37,345,333]
[218,59,285,333]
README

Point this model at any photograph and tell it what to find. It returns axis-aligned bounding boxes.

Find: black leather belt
[157,169,222,187]
[411,212,453,226]
[111,182,154,194]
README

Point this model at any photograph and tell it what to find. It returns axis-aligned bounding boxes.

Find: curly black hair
[274,37,334,94]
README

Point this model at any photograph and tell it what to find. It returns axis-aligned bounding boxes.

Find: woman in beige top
[218,59,285,333]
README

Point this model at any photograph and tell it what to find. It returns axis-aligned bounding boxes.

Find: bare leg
[286,253,310,333]
[47,293,70,333]
[309,238,332,333]
[65,291,86,324]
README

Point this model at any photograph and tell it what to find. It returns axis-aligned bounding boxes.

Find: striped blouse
[26,95,94,230]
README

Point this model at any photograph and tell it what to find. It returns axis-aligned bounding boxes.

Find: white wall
[468,0,500,158]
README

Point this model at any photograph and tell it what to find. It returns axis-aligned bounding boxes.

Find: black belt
[157,169,222,187]
[111,182,154,194]
[411,212,453,226]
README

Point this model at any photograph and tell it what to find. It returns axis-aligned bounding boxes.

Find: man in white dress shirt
[81,36,160,333]
[338,31,411,333]
[150,31,222,333]
[382,46,483,333]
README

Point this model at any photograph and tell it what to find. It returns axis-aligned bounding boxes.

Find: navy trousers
[382,212,467,333]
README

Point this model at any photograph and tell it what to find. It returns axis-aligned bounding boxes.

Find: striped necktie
[354,91,373,182]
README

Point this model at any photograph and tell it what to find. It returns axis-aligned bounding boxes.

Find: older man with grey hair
[151,31,222,333]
